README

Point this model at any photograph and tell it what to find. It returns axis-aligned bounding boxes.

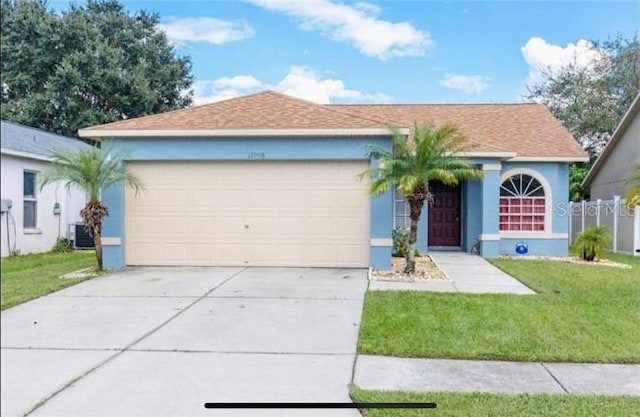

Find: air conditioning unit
[69,223,95,249]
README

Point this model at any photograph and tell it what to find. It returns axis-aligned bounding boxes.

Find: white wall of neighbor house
[0,154,86,257]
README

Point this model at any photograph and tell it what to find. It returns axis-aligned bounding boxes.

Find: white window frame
[499,168,553,236]
[23,170,38,230]
[393,189,411,230]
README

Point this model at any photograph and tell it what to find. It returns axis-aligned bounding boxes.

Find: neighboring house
[78,91,588,270]
[1,121,90,257]
[583,93,640,200]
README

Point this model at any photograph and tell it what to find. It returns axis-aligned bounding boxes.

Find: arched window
[499,173,546,231]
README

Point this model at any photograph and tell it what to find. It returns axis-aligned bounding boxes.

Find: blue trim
[417,208,428,253]
[481,169,501,235]
[371,246,393,270]
[103,245,125,269]
[109,137,389,161]
[500,238,569,257]
[463,178,483,252]
[481,240,500,258]
[369,140,393,270]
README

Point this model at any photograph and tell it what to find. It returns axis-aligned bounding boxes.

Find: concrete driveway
[1,267,368,417]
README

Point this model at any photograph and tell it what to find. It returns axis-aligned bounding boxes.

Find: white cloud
[191,66,392,105]
[276,66,392,104]
[521,37,604,84]
[159,17,255,45]
[193,75,262,106]
[246,0,430,60]
[439,74,490,95]
[213,75,263,89]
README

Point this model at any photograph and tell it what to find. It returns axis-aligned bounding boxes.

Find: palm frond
[39,144,144,202]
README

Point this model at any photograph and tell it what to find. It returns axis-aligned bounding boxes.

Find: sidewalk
[369,252,535,295]
[354,355,640,395]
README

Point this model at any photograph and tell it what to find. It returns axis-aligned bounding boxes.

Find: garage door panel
[216,216,246,235]
[125,161,369,267]
[308,245,338,265]
[187,217,217,234]
[218,243,246,265]
[158,217,188,234]
[191,244,215,263]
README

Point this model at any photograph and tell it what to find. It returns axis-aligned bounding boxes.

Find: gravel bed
[501,255,632,269]
[372,255,447,281]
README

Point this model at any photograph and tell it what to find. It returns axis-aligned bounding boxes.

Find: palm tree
[361,123,484,273]
[625,162,640,208]
[40,146,143,270]
[572,225,612,261]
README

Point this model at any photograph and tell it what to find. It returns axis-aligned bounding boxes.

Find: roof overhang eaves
[457,151,518,160]
[78,127,405,139]
[0,147,52,162]
[509,156,590,163]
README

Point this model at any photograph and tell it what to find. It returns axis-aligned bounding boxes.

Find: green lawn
[358,254,640,363]
[351,387,640,417]
[1,251,97,310]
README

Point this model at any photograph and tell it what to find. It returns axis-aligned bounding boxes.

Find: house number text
[248,152,266,160]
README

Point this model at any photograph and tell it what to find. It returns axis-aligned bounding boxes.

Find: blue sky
[55,0,640,105]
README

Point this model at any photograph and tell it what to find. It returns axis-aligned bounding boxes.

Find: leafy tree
[527,35,639,157]
[360,123,484,273]
[569,163,590,201]
[39,146,143,270]
[625,162,640,208]
[526,34,639,201]
[1,0,193,137]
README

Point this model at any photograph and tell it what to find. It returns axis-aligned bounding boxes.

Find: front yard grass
[1,251,96,310]
[351,387,640,417]
[358,254,640,363]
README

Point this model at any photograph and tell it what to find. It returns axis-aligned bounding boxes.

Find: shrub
[392,228,409,257]
[572,225,612,261]
[52,237,72,253]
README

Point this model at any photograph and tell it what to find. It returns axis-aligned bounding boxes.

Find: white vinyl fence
[569,196,640,256]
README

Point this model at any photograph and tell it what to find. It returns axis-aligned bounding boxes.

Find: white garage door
[125,161,370,267]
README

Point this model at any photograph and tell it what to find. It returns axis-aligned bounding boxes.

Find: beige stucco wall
[589,111,640,200]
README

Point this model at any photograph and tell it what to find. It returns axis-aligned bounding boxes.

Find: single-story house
[78,91,588,270]
[1,120,90,257]
[583,93,640,200]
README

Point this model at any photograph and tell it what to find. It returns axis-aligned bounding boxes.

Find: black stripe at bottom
[204,402,437,409]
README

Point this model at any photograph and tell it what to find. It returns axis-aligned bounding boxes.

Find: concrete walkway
[354,355,640,395]
[369,252,535,295]
[1,267,368,417]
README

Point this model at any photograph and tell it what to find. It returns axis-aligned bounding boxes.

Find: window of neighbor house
[23,171,37,229]
[499,173,545,231]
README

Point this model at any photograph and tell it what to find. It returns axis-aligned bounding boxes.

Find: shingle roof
[79,90,587,159]
[82,90,385,130]
[1,120,91,158]
[333,103,587,158]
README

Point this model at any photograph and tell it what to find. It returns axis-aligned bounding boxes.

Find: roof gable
[583,93,640,186]
[82,90,385,131]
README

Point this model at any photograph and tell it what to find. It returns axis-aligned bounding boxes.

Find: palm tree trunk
[404,196,425,273]
[94,230,103,270]
[81,201,108,271]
